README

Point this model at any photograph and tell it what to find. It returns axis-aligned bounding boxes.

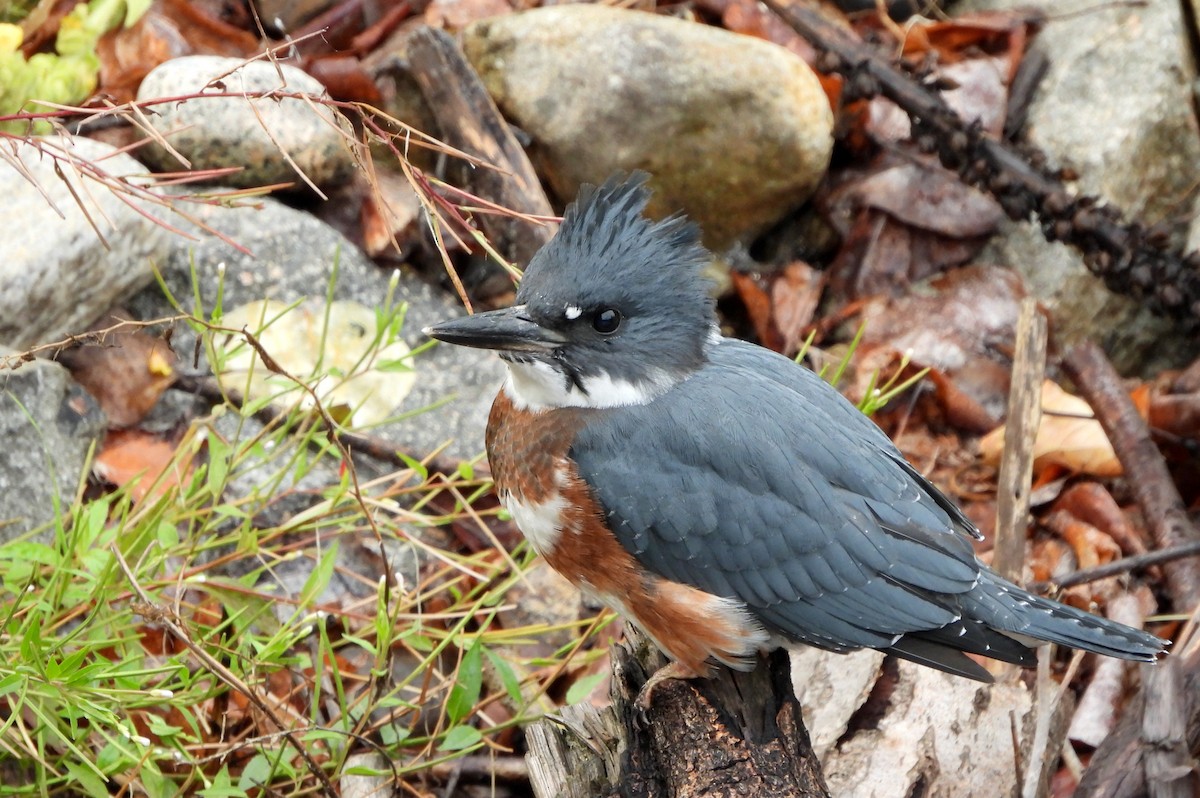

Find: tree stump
[527,632,830,798]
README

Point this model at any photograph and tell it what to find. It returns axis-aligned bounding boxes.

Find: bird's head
[425,174,717,410]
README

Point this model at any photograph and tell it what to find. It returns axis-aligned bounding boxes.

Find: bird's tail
[965,571,1167,661]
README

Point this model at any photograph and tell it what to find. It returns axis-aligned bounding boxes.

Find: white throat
[502,358,676,411]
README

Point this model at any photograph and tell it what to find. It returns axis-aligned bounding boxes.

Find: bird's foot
[633,660,706,712]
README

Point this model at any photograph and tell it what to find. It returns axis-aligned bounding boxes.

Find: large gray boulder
[0,137,173,348]
[462,5,834,249]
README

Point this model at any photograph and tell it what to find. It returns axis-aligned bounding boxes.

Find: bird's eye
[592,308,622,334]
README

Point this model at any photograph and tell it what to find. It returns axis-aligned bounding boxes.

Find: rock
[461,5,833,249]
[126,196,503,461]
[0,353,106,541]
[136,55,356,190]
[961,0,1200,373]
[0,137,173,349]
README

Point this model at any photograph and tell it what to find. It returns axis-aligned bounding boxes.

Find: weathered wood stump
[527,633,830,798]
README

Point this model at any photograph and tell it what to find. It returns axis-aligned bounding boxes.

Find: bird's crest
[517,173,713,320]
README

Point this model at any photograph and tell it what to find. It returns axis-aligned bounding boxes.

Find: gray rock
[462,5,833,249]
[961,0,1200,373]
[0,354,106,541]
[0,137,173,349]
[136,55,356,190]
[127,197,502,461]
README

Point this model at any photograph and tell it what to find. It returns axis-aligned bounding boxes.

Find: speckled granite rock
[960,0,1200,373]
[136,55,356,190]
[0,137,173,348]
[0,353,106,541]
[127,196,502,462]
[462,5,834,249]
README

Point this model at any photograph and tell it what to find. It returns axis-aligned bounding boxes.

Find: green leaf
[446,639,483,723]
[198,766,241,798]
[483,648,523,705]
[65,762,109,798]
[378,723,410,746]
[374,359,414,373]
[0,673,22,697]
[298,540,338,610]
[396,452,428,481]
[139,760,174,798]
[146,715,182,738]
[439,725,482,752]
[0,541,58,564]
[565,671,607,706]
[237,753,272,790]
[206,436,230,496]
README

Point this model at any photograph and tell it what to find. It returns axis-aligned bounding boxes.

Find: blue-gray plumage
[425,173,1167,686]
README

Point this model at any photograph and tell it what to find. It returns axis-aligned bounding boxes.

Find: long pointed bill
[423,305,566,353]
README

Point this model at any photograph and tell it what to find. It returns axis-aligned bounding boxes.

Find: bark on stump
[527,634,830,798]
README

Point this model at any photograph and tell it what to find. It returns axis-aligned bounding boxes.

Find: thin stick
[993,298,1047,581]
[1061,341,1200,611]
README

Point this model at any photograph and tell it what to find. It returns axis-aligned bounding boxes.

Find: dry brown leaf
[770,261,824,356]
[980,380,1121,477]
[60,327,178,428]
[361,170,423,257]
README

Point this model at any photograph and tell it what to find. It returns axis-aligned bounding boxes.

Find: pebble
[136,55,356,190]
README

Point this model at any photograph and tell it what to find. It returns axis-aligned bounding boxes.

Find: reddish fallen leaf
[731,270,783,352]
[306,56,383,104]
[1051,482,1148,558]
[847,162,1004,239]
[860,265,1026,431]
[770,261,825,356]
[1028,537,1073,584]
[694,0,818,63]
[899,10,1042,76]
[95,0,260,102]
[1043,509,1122,589]
[362,169,423,256]
[823,159,1002,298]
[1149,392,1200,440]
[94,429,193,503]
[826,211,912,299]
[923,368,1000,434]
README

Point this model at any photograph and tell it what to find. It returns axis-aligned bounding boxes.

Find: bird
[424,173,1167,703]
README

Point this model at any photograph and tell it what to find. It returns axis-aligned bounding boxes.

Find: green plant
[0,283,608,795]
[0,0,150,134]
[795,322,929,417]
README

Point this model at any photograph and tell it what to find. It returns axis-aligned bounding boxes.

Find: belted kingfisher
[425,174,1166,699]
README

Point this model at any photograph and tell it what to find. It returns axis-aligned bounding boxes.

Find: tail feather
[969,572,1167,662]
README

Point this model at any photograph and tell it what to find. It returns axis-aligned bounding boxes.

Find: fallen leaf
[362,169,423,257]
[730,270,783,352]
[216,299,417,427]
[981,380,1122,478]
[94,429,193,503]
[59,324,178,428]
[770,261,824,356]
[860,265,1026,430]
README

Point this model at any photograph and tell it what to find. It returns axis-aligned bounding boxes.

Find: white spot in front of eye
[565,305,582,320]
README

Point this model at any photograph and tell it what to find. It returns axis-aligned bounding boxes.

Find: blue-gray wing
[570,339,991,656]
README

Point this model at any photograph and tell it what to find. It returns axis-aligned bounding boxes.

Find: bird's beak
[423,305,566,353]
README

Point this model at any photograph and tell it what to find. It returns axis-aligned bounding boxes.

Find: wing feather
[571,339,984,648]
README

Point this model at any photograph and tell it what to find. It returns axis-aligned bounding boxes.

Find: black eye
[592,308,622,334]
